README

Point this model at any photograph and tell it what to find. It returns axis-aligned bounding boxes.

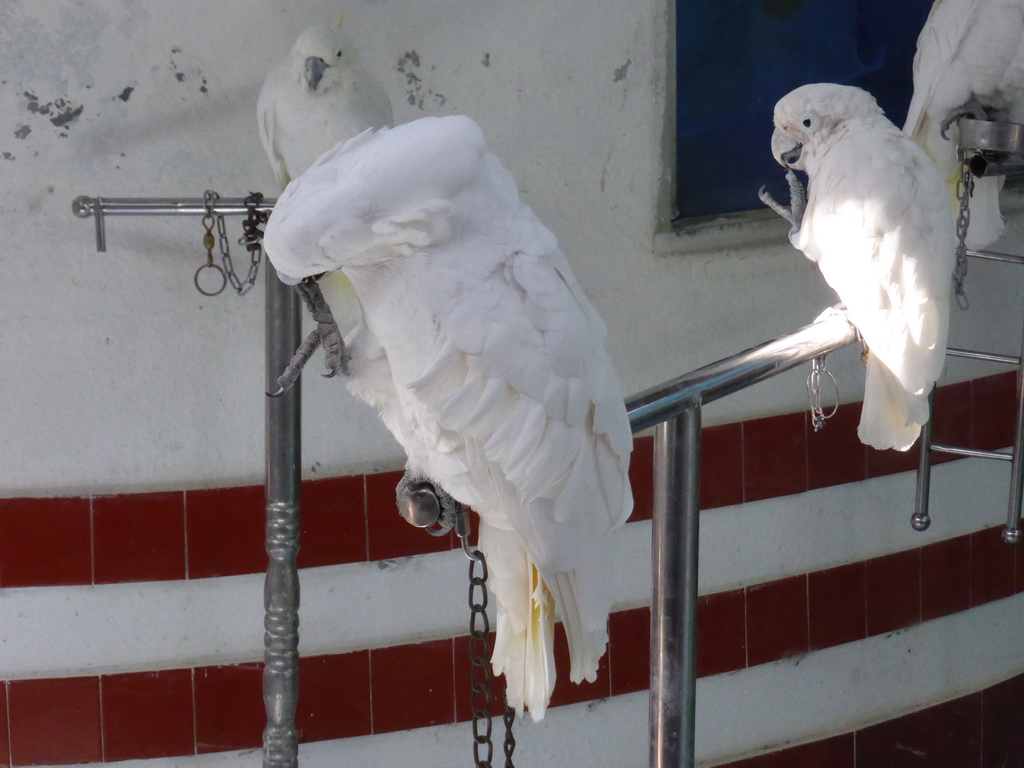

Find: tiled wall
[0,370,1018,766]
[718,673,1024,768]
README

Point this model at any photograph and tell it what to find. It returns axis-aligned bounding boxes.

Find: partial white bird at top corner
[903,0,1024,250]
[257,22,394,189]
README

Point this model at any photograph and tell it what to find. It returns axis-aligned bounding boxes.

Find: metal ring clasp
[194,262,227,296]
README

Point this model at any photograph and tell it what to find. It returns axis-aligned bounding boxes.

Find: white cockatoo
[761,84,954,451]
[258,23,394,365]
[263,115,634,721]
[258,23,393,188]
[903,0,1024,249]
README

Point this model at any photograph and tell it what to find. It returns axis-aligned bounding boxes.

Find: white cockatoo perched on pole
[258,22,394,370]
[761,83,954,451]
[903,0,1024,250]
[263,115,634,721]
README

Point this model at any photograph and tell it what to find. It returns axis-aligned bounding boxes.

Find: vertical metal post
[1004,322,1024,544]
[650,402,701,768]
[263,268,302,768]
[912,389,936,532]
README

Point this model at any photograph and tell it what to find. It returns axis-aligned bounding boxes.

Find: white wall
[2,0,1021,496]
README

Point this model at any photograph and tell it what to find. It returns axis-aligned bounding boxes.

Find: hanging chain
[502,705,516,767]
[468,549,496,768]
[456,507,515,768]
[952,152,972,310]
[227,191,266,296]
[806,354,839,432]
[194,190,263,297]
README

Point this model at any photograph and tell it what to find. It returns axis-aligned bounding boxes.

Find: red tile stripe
[719,673,1024,767]
[0,522,1016,763]
[0,371,1014,589]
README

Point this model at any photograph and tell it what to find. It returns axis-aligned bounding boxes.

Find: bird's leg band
[395,471,466,537]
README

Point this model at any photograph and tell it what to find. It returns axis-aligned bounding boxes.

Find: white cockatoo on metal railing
[903,0,1024,250]
[262,114,634,721]
[761,83,954,451]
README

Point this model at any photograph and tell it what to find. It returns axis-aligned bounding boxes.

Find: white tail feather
[491,559,555,722]
[857,351,929,452]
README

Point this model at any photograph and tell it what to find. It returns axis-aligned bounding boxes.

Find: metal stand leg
[263,268,302,768]
[1004,325,1024,544]
[650,404,701,768]
[912,390,936,532]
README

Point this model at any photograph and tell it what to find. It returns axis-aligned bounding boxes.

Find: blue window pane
[676,0,933,219]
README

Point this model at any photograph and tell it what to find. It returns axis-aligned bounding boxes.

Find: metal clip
[195,191,226,296]
[806,354,838,432]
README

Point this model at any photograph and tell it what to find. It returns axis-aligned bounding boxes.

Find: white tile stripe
[0,457,1008,680]
[46,595,1024,768]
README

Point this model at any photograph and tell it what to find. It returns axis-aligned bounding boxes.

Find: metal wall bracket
[72,195,276,252]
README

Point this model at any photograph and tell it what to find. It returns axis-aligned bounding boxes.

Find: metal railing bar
[72,195,277,218]
[966,248,1024,266]
[626,313,859,434]
[946,347,1021,365]
[931,443,1013,461]
[625,313,858,768]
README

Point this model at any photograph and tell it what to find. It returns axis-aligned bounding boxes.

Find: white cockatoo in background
[263,115,634,721]
[761,84,954,451]
[258,23,394,374]
[258,23,393,188]
[903,0,1024,250]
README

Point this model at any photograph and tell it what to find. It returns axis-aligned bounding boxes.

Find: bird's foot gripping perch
[395,472,469,539]
[268,276,349,397]
[758,168,806,238]
[940,100,989,141]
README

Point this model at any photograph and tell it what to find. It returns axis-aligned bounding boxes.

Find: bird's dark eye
[336,50,343,58]
[799,112,818,130]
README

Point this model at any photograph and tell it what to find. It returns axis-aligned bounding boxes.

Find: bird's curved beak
[304,56,329,91]
[771,128,804,170]
[781,144,803,168]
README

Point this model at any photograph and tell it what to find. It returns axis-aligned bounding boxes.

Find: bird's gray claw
[321,329,350,378]
[268,278,349,396]
[759,185,794,225]
[940,100,989,141]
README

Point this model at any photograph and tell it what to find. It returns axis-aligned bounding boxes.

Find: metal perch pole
[73,195,302,768]
[263,268,302,768]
